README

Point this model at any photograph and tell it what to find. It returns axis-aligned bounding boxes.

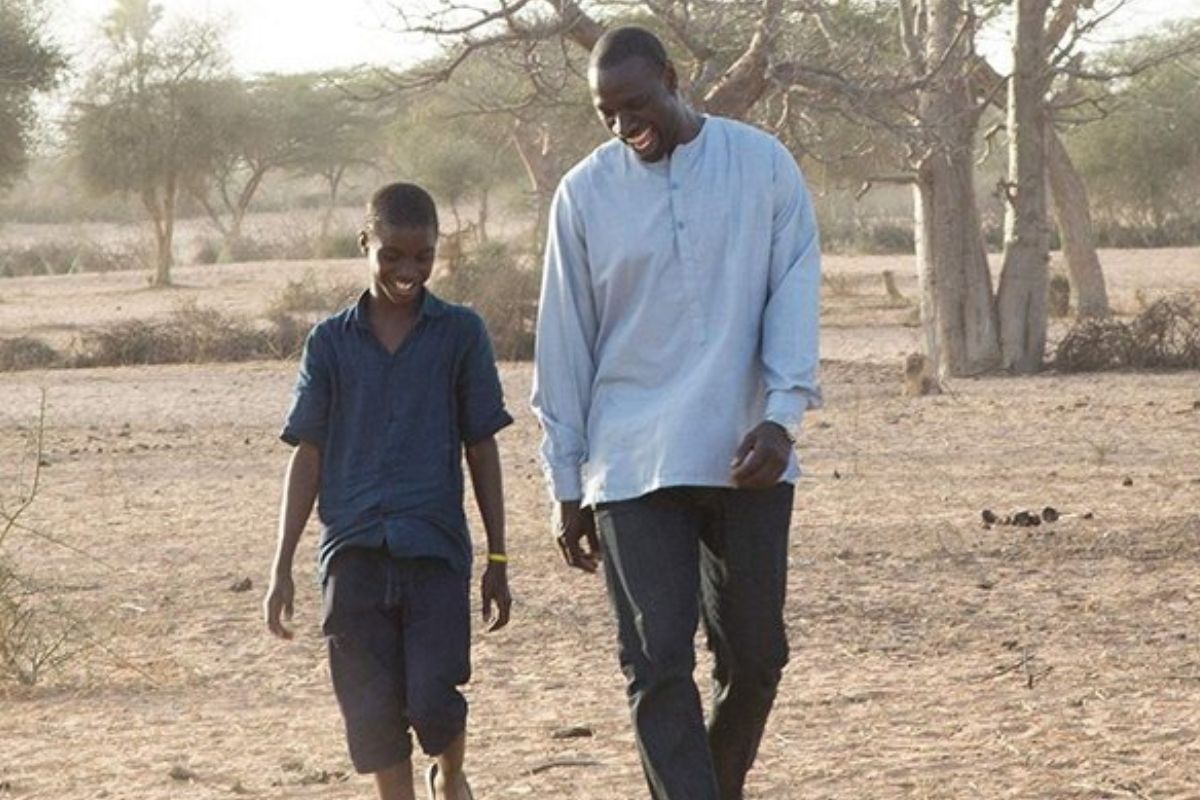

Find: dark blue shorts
[322,548,471,774]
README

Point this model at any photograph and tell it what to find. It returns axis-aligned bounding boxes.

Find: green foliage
[277,72,386,185]
[0,0,68,188]
[1067,21,1200,241]
[70,0,231,284]
[75,77,231,202]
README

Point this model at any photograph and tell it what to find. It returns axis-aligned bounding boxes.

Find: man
[531,25,822,800]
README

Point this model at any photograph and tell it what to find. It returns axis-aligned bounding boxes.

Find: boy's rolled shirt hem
[461,409,515,445]
[280,424,327,448]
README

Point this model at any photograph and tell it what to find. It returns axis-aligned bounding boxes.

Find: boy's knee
[407,687,467,756]
[344,719,413,775]
[409,710,467,757]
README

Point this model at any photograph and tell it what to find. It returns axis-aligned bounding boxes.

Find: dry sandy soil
[1,248,1199,799]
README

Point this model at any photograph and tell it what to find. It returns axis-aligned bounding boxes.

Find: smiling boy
[265,183,512,800]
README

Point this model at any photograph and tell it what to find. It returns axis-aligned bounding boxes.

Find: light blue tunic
[532,116,823,505]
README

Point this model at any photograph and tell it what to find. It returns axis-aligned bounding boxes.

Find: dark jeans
[322,548,471,774]
[595,484,794,800]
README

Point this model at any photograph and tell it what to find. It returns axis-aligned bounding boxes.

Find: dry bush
[0,338,61,372]
[436,241,540,361]
[0,563,81,686]
[1053,292,1200,372]
[262,312,314,361]
[0,240,146,277]
[312,233,361,260]
[191,231,360,266]
[1054,318,1136,372]
[0,393,83,686]
[267,268,360,317]
[1127,294,1200,369]
[192,235,276,265]
[77,301,271,367]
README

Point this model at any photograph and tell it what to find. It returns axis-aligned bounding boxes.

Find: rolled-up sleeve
[281,324,333,448]
[531,182,598,502]
[762,141,823,433]
[457,313,514,444]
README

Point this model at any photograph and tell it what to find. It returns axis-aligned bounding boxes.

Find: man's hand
[553,500,601,573]
[264,572,295,640]
[730,421,793,489]
[481,563,512,632]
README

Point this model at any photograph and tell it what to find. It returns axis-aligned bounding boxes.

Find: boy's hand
[481,563,512,632]
[730,422,793,489]
[264,573,295,640]
[554,501,601,573]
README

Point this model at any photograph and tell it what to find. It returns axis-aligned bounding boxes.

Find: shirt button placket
[669,160,707,346]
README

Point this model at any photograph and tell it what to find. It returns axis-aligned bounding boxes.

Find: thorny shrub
[1053,293,1200,372]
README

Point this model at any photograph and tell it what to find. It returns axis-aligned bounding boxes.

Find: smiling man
[531,25,823,800]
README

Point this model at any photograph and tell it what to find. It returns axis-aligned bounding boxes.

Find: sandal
[425,763,475,800]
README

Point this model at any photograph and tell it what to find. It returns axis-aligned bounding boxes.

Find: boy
[264,182,513,800]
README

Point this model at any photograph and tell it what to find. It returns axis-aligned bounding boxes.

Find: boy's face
[360,221,437,309]
[590,55,685,163]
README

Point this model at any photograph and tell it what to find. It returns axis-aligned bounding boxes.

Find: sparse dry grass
[1,242,1200,797]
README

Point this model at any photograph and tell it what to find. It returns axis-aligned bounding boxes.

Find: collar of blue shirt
[343,288,449,331]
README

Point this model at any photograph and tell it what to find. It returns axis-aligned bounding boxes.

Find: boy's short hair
[365,183,439,234]
[590,26,669,73]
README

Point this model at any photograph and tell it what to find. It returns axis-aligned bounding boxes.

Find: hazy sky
[49,0,437,75]
[49,0,1200,78]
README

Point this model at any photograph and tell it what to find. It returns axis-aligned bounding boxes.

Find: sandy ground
[1,250,1199,799]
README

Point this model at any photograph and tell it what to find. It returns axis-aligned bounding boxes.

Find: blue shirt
[531,116,822,505]
[282,290,513,578]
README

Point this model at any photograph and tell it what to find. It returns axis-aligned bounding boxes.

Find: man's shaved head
[589,26,668,74]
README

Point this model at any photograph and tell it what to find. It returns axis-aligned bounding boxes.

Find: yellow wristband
[487,553,509,564]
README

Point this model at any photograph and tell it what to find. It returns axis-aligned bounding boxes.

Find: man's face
[361,221,437,308]
[589,56,684,163]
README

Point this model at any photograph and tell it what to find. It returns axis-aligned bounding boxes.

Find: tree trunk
[914,0,1000,377]
[221,166,267,261]
[997,0,1051,373]
[1046,129,1109,317]
[143,186,174,287]
[915,150,1000,377]
[511,122,556,253]
[155,182,176,287]
[477,186,489,243]
[319,166,345,247]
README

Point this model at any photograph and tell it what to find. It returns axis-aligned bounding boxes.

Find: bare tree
[387,0,1195,376]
